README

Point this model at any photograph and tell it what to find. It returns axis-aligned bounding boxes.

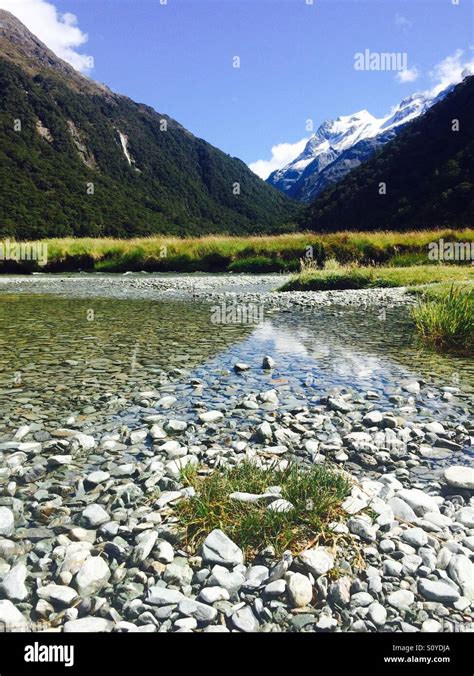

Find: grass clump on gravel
[412,285,474,353]
[176,461,351,557]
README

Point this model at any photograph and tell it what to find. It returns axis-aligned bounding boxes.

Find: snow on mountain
[267,86,451,201]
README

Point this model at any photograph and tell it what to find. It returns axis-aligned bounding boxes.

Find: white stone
[387,589,414,610]
[155,540,174,564]
[64,617,114,632]
[232,605,258,632]
[201,530,244,567]
[157,396,177,408]
[178,598,217,623]
[0,564,27,601]
[298,548,334,577]
[262,356,276,369]
[37,584,78,606]
[199,586,230,604]
[448,555,474,599]
[363,411,383,426]
[75,557,110,597]
[82,504,109,527]
[0,507,14,536]
[267,499,294,513]
[131,531,158,564]
[455,507,474,528]
[402,527,428,548]
[74,432,96,450]
[286,572,313,608]
[444,466,474,491]
[388,497,418,523]
[395,489,439,516]
[402,380,420,394]
[264,579,286,597]
[234,362,250,372]
[421,619,442,632]
[425,422,445,435]
[0,599,27,631]
[342,496,368,515]
[198,410,224,424]
[368,602,387,626]
[86,470,110,485]
[208,565,244,593]
[147,587,184,605]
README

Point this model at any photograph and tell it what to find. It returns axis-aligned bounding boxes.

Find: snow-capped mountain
[267,86,453,202]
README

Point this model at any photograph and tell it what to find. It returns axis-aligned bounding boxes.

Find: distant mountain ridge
[0,10,295,239]
[267,85,455,202]
[299,75,474,231]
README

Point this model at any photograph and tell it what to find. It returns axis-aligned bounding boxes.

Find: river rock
[178,598,217,623]
[232,605,259,632]
[0,599,27,631]
[444,466,474,491]
[0,563,28,601]
[155,540,174,564]
[64,617,114,632]
[287,573,313,608]
[198,411,224,424]
[387,589,414,610]
[418,579,460,604]
[402,527,428,548]
[201,530,243,567]
[37,584,78,607]
[447,555,474,599]
[368,602,387,626]
[455,507,474,528]
[0,507,14,536]
[131,531,158,565]
[147,586,184,605]
[388,497,417,522]
[163,558,193,587]
[199,586,230,603]
[75,556,111,597]
[395,489,440,516]
[82,504,110,527]
[298,547,334,577]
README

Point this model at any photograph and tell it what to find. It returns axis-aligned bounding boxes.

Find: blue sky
[3,0,473,176]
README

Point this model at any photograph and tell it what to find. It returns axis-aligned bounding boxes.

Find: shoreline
[0,273,413,308]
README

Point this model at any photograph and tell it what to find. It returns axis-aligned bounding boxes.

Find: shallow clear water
[0,291,472,439]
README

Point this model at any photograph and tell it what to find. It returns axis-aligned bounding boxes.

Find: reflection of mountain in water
[200,306,473,400]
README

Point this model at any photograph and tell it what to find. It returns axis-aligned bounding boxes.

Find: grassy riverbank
[279,263,474,292]
[1,228,473,273]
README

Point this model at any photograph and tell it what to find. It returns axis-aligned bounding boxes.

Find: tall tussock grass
[412,286,473,353]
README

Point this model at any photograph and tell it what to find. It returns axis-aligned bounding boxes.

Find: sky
[1,0,473,178]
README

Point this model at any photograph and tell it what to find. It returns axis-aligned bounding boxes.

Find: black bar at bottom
[0,631,471,675]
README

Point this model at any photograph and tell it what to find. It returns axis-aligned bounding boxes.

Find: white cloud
[395,66,420,84]
[427,49,474,96]
[0,0,93,73]
[249,137,308,179]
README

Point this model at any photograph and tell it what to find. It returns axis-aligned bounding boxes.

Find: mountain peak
[0,9,108,95]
